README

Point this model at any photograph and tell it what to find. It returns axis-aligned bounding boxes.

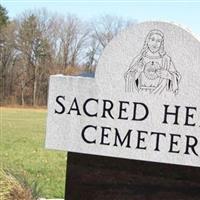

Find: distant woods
[0,5,135,106]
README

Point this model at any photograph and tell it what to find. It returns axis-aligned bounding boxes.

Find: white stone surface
[45,21,200,167]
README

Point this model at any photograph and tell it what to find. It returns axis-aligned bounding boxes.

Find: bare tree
[92,15,133,48]
[16,12,51,105]
[85,34,100,72]
[0,21,17,103]
[86,15,134,70]
[52,14,90,71]
[1,8,136,106]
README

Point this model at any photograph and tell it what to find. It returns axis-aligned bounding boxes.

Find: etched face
[147,33,163,53]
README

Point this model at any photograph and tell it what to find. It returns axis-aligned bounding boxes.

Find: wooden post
[65,152,200,200]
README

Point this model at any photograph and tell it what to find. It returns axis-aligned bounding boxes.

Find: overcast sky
[2,0,200,34]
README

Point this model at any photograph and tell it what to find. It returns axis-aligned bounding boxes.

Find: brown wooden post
[65,152,200,200]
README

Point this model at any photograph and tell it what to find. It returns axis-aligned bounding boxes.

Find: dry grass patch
[0,169,41,200]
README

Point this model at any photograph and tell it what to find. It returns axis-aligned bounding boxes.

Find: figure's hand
[156,69,172,79]
[124,70,136,79]
[124,58,144,79]
[124,71,132,79]
[137,59,144,72]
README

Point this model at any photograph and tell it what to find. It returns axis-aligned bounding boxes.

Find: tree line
[0,5,135,106]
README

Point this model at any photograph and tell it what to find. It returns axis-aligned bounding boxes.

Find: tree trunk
[33,66,37,106]
[63,44,69,70]
[33,78,37,106]
[21,89,24,106]
[21,81,25,106]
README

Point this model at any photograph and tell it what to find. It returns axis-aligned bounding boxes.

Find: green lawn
[1,107,66,198]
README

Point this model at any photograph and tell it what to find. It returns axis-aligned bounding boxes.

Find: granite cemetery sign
[46,21,200,168]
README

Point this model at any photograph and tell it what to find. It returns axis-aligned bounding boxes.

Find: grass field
[1,107,66,198]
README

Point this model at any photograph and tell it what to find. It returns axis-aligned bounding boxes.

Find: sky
[1,0,200,35]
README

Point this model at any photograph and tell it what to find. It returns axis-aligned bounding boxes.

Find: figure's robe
[124,54,181,95]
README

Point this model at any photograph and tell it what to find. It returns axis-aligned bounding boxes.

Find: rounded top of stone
[95,21,200,102]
